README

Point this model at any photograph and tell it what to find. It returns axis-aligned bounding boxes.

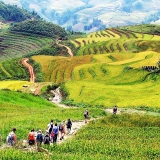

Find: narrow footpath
[22,58,35,83]
[56,40,73,57]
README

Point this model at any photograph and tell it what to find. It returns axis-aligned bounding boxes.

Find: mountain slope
[0,1,41,22]
[1,0,160,32]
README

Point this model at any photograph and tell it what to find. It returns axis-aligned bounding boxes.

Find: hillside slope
[32,26,160,108]
[0,1,41,22]
[2,0,160,32]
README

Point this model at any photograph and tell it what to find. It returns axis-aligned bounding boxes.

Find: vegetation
[119,24,160,35]
[0,1,41,22]
[33,51,160,108]
[0,4,160,158]
[0,81,30,90]
[10,20,67,38]
[26,43,69,57]
[0,90,105,141]
[0,31,53,61]
[0,58,29,80]
[0,112,159,159]
[0,58,44,82]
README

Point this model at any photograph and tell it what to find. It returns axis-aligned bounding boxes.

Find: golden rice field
[0,81,30,90]
[32,49,160,108]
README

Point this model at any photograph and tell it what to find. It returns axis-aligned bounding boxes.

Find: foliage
[0,31,53,61]
[26,43,68,57]
[0,90,105,142]
[119,24,160,35]
[0,1,41,22]
[10,20,67,38]
[0,58,29,81]
[0,81,30,90]
[1,114,159,159]
[28,58,44,82]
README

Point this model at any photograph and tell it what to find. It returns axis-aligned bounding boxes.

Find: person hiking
[36,130,43,151]
[113,106,118,114]
[66,119,72,134]
[52,123,59,143]
[84,109,89,123]
[59,121,66,140]
[28,129,36,145]
[47,119,54,136]
[6,128,17,146]
[43,131,50,145]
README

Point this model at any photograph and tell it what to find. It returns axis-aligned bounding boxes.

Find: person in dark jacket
[113,106,118,114]
[66,119,72,135]
[36,130,43,151]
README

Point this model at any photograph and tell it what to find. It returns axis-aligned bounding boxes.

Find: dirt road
[22,58,35,83]
[57,41,73,57]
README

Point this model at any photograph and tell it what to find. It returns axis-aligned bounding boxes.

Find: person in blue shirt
[52,123,59,143]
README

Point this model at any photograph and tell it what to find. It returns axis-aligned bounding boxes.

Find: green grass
[52,114,159,160]
[64,80,160,108]
[0,90,105,142]
[119,24,160,35]
[0,114,159,159]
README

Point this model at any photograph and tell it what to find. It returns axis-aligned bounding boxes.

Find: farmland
[33,50,160,108]
[0,106,159,159]
[0,30,53,61]
[0,20,160,160]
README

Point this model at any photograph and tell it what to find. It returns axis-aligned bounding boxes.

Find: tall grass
[1,114,159,159]
[0,90,105,142]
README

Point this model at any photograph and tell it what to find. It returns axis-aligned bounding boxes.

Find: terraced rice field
[32,55,93,83]
[0,58,29,80]
[71,28,160,56]
[32,43,160,107]
[0,31,53,61]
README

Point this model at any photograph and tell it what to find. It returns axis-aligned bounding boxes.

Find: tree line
[0,1,41,22]
[10,20,67,38]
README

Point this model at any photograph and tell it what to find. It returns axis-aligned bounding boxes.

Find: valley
[0,2,160,159]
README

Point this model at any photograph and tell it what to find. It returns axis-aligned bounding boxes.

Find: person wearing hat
[36,130,43,151]
[6,128,17,146]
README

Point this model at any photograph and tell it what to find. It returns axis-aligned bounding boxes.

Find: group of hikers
[6,107,117,148]
[6,119,73,147]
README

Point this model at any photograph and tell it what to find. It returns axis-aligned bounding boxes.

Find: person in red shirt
[28,129,36,145]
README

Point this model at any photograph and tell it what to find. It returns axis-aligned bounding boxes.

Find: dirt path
[1,106,159,152]
[106,108,160,116]
[57,40,73,57]
[59,44,73,57]
[22,58,35,83]
[56,120,86,144]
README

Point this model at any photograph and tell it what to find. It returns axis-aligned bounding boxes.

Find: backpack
[53,126,58,134]
[7,133,14,144]
[44,135,50,144]
[59,124,63,131]
[84,111,88,116]
[36,133,43,143]
[49,124,53,133]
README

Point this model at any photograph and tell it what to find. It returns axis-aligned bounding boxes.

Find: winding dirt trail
[57,40,73,57]
[22,58,35,83]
